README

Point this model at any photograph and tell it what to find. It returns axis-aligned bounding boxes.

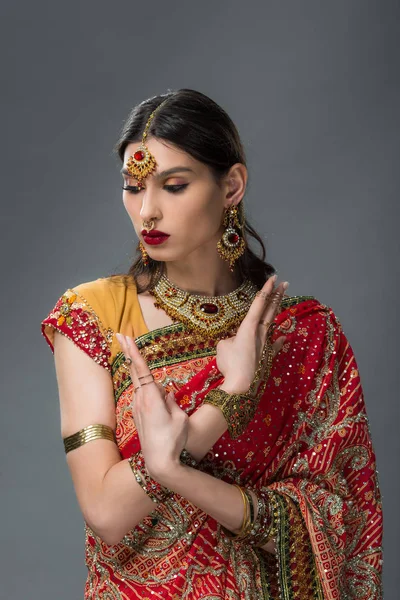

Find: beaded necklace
[149,273,258,339]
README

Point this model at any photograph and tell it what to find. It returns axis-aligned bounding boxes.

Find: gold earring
[217,204,246,272]
[139,241,149,266]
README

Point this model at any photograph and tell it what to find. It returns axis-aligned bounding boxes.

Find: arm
[184,381,233,462]
[183,384,276,553]
[152,460,276,554]
[54,331,158,545]
[54,333,274,550]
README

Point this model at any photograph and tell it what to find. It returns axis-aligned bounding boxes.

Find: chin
[146,248,176,261]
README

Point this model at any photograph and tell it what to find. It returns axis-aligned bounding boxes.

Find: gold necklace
[149,273,258,339]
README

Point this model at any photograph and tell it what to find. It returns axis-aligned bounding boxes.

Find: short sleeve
[40,278,116,373]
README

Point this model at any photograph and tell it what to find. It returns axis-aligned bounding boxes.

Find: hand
[216,275,289,393]
[115,333,189,478]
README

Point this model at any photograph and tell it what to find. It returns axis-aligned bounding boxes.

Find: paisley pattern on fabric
[41,283,383,599]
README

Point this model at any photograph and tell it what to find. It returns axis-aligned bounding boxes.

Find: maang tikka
[126,98,170,190]
[217,202,246,271]
[127,98,168,265]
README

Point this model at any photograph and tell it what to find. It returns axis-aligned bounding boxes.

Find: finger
[164,390,176,414]
[123,335,154,380]
[156,382,168,400]
[166,391,187,420]
[245,274,278,328]
[123,336,158,398]
[271,336,287,357]
[115,332,141,390]
[256,283,286,348]
[259,282,289,331]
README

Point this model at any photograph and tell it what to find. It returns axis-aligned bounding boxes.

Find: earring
[217,204,246,272]
[139,241,149,266]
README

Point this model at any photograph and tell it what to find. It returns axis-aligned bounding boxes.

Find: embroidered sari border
[129,296,317,371]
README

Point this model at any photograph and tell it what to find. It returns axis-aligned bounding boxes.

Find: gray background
[1,1,398,598]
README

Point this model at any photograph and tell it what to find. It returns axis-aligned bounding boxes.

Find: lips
[141,229,169,237]
[142,229,170,246]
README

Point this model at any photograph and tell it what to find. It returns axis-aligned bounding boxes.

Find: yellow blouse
[41,275,149,371]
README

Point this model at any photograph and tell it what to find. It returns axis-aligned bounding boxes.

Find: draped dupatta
[41,277,382,599]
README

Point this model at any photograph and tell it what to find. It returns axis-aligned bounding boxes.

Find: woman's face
[122,137,242,264]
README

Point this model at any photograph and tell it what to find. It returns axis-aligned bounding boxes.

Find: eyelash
[121,184,189,194]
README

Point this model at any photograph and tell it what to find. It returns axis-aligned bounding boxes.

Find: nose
[139,186,162,223]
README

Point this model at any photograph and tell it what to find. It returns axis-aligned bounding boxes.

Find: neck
[164,261,243,297]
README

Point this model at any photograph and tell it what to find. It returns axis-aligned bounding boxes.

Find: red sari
[41,276,383,599]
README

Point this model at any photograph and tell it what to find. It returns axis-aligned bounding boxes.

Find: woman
[41,89,383,599]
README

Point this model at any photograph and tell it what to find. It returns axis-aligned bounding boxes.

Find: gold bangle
[63,424,116,454]
[238,486,251,537]
[223,484,252,539]
[243,487,255,527]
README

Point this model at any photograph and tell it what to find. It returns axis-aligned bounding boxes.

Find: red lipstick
[141,229,170,246]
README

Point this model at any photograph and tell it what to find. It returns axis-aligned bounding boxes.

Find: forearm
[183,387,275,553]
[90,457,159,545]
[154,461,275,553]
[90,381,229,543]
[93,379,269,547]
[185,381,236,461]
[185,403,227,461]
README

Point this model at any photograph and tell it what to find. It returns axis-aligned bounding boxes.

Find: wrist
[154,460,187,488]
[219,380,250,395]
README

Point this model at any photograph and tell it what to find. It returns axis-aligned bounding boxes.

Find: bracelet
[179,448,199,467]
[63,424,116,454]
[203,388,261,439]
[128,450,172,504]
[222,484,255,540]
[222,487,280,547]
[244,487,255,525]
[241,488,280,547]
[203,339,275,439]
[128,449,198,503]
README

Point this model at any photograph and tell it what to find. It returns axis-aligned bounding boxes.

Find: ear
[223,163,247,209]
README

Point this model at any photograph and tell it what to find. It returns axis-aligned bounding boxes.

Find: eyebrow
[120,166,195,179]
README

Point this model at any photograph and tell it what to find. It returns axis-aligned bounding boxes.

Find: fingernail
[271,274,277,282]
[116,333,123,342]
[283,281,289,290]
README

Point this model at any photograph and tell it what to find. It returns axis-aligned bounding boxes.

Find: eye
[163,184,188,193]
[121,185,141,194]
[121,184,189,194]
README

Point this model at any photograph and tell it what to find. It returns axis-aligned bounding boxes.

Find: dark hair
[111,88,276,292]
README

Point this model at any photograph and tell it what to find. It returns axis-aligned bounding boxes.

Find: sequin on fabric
[41,282,383,599]
[41,288,113,372]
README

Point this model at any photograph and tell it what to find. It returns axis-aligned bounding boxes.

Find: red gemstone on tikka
[200,303,219,314]
[134,150,145,161]
[228,232,239,244]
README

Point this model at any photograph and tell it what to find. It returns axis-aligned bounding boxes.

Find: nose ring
[143,219,155,231]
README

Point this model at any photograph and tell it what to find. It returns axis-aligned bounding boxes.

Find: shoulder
[40,275,140,371]
[277,293,343,335]
[280,293,317,310]
[70,275,135,317]
[72,274,137,301]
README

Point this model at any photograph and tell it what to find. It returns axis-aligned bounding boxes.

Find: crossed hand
[115,274,289,477]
